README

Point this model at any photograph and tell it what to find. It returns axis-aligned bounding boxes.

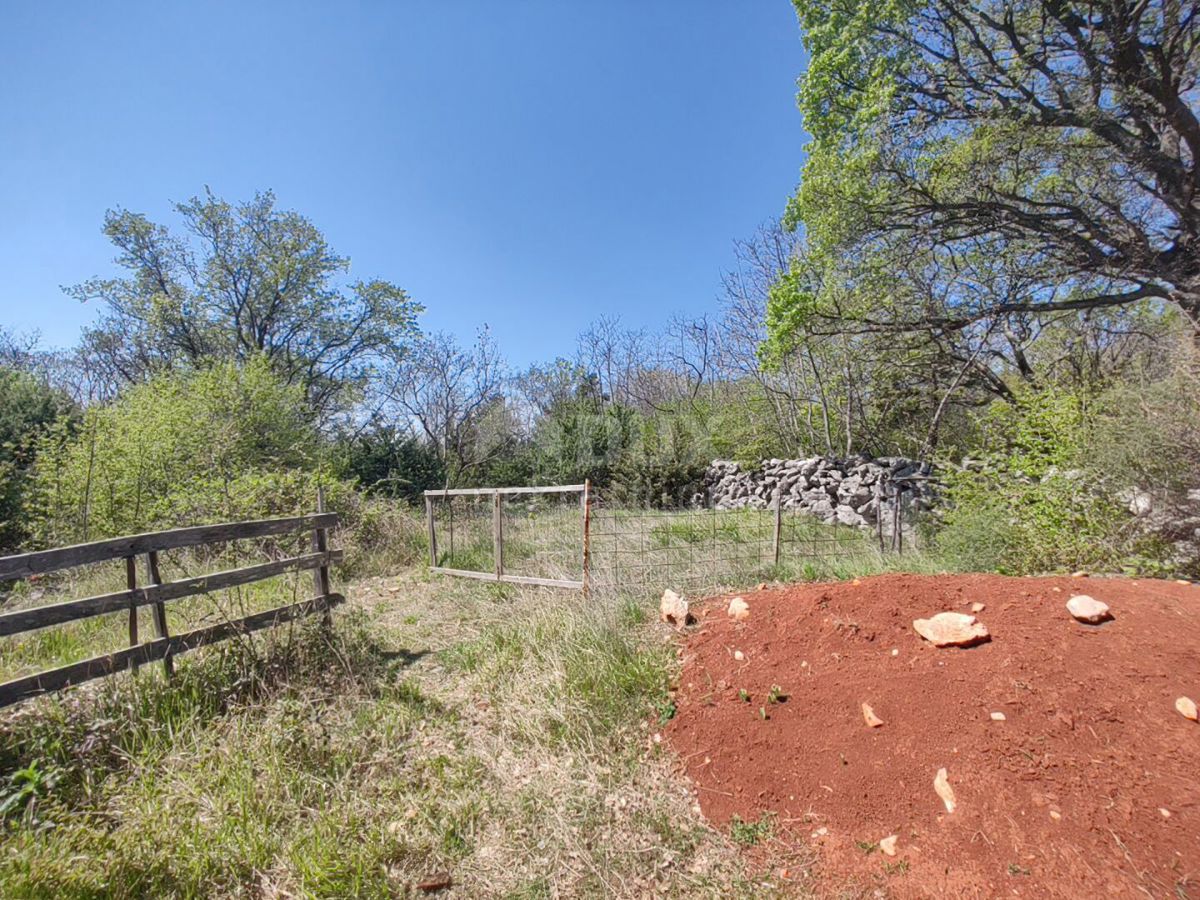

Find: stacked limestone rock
[700,457,932,529]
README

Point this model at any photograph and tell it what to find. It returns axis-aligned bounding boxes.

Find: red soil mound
[666,574,1200,898]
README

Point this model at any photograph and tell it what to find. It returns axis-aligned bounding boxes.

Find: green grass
[0,501,946,897]
[729,813,773,847]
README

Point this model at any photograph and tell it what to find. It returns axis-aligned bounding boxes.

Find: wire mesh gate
[425,483,879,595]
[424,484,592,590]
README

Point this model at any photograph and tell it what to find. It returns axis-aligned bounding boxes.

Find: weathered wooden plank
[493,492,504,578]
[0,550,343,637]
[312,487,333,628]
[0,594,344,708]
[423,485,586,497]
[581,479,591,598]
[146,550,173,677]
[0,514,339,582]
[425,496,438,567]
[429,566,583,589]
[125,556,139,672]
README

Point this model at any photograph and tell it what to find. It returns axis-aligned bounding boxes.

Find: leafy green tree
[775,0,1200,344]
[335,426,446,503]
[69,189,422,416]
[526,398,639,488]
[0,370,78,550]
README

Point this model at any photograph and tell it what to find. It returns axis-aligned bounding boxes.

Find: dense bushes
[335,427,446,503]
[934,359,1199,576]
[25,358,339,546]
[0,371,77,551]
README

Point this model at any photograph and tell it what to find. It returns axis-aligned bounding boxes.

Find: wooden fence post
[772,489,782,567]
[493,491,504,579]
[124,555,139,672]
[145,550,173,677]
[425,495,438,567]
[581,480,591,597]
[312,487,333,626]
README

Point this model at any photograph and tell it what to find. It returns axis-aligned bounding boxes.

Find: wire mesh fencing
[425,483,883,597]
[585,494,874,595]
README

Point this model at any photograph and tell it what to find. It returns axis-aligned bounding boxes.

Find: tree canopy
[770,0,1200,349]
[69,189,422,415]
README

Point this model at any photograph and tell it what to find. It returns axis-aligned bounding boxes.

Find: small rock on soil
[727,597,750,621]
[1066,594,1111,624]
[912,611,990,647]
[933,767,957,813]
[659,589,690,626]
[861,702,884,728]
[1177,696,1198,721]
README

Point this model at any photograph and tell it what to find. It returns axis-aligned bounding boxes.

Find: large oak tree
[773,0,1200,341]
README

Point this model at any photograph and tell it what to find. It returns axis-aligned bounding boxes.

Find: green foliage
[70,189,422,414]
[524,399,639,489]
[0,370,77,550]
[777,0,1200,345]
[335,426,446,502]
[26,358,344,545]
[936,387,1140,574]
[728,813,772,847]
[609,413,709,507]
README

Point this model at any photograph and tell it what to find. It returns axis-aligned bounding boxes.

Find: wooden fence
[0,508,342,709]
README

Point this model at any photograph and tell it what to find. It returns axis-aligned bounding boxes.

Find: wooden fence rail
[0,507,341,709]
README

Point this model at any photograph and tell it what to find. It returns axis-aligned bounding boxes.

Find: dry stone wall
[701,457,933,529]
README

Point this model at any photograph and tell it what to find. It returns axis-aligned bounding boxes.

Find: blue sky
[0,1,807,367]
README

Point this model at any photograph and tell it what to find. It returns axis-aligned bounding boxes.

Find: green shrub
[25,358,342,545]
[0,370,78,551]
[935,386,1141,574]
[334,427,445,503]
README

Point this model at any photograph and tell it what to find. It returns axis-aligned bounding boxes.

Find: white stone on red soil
[1066,594,1111,624]
[879,835,898,856]
[913,612,990,648]
[1177,696,1199,721]
[990,711,1006,721]
[971,602,986,613]
[861,702,884,728]
[659,589,689,626]
[733,650,745,661]
[728,597,750,622]
[934,767,957,813]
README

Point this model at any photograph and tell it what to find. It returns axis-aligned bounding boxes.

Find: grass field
[0,508,945,898]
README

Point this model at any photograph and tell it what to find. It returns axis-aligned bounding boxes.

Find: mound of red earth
[666,574,1200,898]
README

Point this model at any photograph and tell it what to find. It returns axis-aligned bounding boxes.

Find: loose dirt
[666,574,1200,898]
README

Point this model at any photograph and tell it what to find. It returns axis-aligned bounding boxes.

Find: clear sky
[0,1,806,367]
